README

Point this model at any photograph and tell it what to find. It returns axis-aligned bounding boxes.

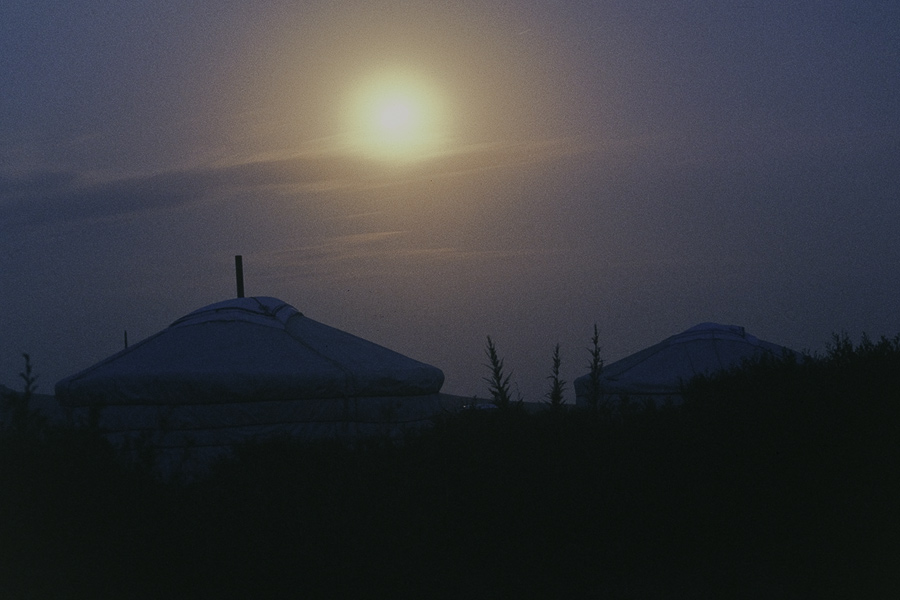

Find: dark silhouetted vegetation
[1,353,45,436]
[585,323,605,410]
[2,334,900,598]
[545,342,566,409]
[483,335,513,408]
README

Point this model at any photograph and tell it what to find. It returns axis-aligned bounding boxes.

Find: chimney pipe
[235,255,245,298]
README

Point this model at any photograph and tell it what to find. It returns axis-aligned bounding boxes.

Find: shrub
[483,335,513,408]
[584,324,604,411]
[545,343,566,409]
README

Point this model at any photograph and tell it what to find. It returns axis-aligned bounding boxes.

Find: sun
[375,95,417,138]
[347,73,445,161]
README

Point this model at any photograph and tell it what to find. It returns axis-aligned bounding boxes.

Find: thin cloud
[261,231,564,282]
[3,137,589,227]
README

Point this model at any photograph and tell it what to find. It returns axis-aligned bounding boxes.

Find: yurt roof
[575,323,795,399]
[56,297,444,406]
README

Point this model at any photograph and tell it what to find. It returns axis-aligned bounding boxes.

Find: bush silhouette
[2,333,899,598]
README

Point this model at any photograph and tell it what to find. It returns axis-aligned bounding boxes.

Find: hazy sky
[3,1,899,399]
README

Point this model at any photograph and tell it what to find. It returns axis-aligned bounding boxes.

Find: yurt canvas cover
[56,297,459,472]
[574,323,795,406]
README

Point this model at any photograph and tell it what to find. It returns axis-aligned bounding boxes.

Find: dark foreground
[2,335,899,599]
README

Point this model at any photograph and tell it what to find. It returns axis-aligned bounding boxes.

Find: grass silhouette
[1,334,899,598]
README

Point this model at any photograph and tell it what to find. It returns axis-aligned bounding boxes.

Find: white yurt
[574,323,796,407]
[55,296,463,474]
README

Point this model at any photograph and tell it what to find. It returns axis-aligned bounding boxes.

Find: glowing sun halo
[348,74,445,161]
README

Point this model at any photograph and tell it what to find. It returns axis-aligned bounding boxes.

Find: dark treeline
[1,334,899,598]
